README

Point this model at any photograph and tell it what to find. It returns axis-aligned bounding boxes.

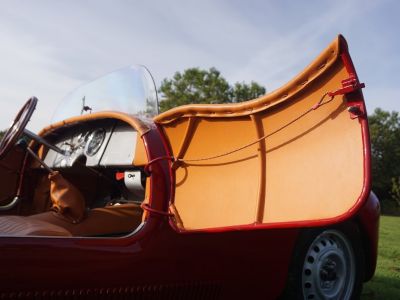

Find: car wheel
[280,225,364,300]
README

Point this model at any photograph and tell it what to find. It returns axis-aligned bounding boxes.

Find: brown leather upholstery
[29,204,143,236]
[0,148,25,210]
[0,216,71,236]
[0,204,142,237]
[38,111,151,138]
[48,171,86,224]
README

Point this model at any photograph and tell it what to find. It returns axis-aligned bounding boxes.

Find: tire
[280,224,364,300]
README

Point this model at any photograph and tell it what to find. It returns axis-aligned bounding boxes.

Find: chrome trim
[0,196,21,211]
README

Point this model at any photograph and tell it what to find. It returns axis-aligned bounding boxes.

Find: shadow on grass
[362,274,400,300]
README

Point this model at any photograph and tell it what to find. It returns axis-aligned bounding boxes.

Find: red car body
[0,35,379,299]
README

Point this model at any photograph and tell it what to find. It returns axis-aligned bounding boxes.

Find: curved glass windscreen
[52,65,159,123]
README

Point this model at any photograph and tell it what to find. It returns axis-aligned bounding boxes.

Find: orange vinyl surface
[155,36,365,230]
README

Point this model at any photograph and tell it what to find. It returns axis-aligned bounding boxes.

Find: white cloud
[0,25,82,131]
[0,0,398,133]
[226,0,382,91]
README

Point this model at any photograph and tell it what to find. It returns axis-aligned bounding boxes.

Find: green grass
[362,215,400,299]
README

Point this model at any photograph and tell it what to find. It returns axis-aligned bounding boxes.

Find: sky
[0,0,399,132]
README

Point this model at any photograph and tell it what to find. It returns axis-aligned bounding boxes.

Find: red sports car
[0,35,379,299]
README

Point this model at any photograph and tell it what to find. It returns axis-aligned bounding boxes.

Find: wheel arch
[355,191,380,282]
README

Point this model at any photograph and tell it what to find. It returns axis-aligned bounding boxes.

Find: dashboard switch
[124,171,145,200]
[115,172,125,181]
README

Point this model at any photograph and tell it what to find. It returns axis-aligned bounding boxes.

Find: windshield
[52,65,159,123]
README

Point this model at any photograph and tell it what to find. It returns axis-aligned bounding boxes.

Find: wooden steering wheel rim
[0,97,38,160]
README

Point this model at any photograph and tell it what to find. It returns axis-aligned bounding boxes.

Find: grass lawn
[362,215,400,299]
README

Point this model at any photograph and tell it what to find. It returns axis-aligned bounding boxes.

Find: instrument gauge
[75,132,89,149]
[85,129,106,156]
[76,132,86,144]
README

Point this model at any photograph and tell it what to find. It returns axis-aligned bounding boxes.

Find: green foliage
[231,81,266,103]
[362,216,400,299]
[368,108,400,212]
[391,177,400,207]
[159,67,265,112]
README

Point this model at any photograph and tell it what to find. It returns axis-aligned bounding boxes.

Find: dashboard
[43,120,139,168]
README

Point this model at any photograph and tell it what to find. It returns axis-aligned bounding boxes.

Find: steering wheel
[0,97,38,160]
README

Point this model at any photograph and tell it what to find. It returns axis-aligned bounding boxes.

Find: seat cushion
[29,203,143,237]
[0,216,71,236]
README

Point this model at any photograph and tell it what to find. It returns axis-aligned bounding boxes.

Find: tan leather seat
[0,216,71,236]
[29,204,143,237]
[0,204,143,237]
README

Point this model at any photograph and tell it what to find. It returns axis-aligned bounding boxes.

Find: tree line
[0,67,398,213]
[369,109,400,213]
[159,67,265,111]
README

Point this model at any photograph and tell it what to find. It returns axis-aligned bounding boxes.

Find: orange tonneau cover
[155,35,369,231]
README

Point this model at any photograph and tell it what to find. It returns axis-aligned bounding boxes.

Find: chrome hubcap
[301,230,355,300]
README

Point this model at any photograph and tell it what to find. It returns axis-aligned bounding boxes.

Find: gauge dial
[85,129,106,156]
[76,132,87,144]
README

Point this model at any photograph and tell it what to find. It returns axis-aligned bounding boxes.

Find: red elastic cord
[141,203,173,217]
[144,156,174,175]
[312,93,331,110]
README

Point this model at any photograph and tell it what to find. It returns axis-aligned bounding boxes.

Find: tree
[368,108,400,211]
[391,177,400,207]
[159,67,265,112]
[231,81,266,103]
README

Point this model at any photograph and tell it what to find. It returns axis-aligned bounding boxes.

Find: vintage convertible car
[0,35,379,299]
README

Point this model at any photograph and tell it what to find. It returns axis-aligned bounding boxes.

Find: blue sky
[0,0,399,131]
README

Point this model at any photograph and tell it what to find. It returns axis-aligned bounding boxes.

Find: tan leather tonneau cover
[155,35,369,230]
